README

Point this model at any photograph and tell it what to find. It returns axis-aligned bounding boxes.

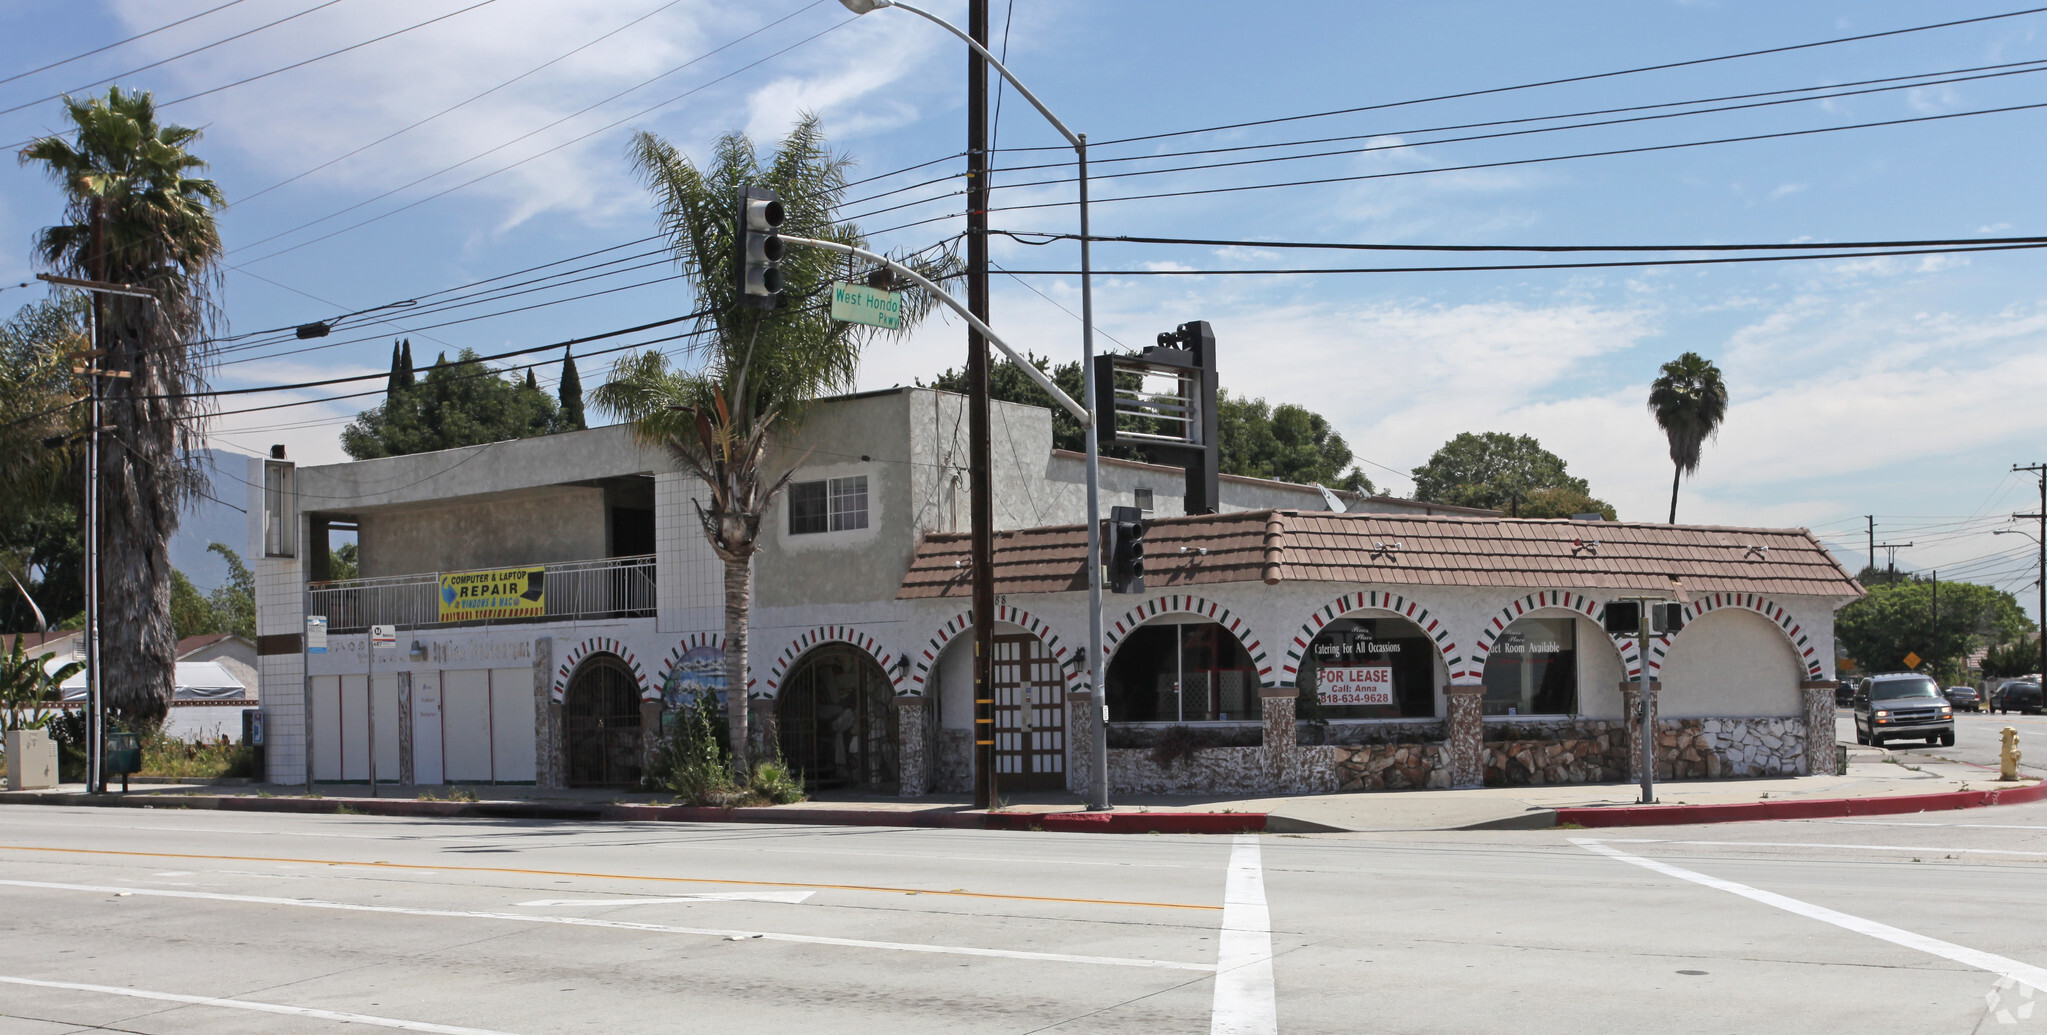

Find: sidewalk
[2,743,2037,833]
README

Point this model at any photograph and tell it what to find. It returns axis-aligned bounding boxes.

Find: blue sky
[4,1,2047,610]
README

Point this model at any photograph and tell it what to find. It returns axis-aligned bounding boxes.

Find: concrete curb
[1554,780,2047,829]
[0,790,1267,835]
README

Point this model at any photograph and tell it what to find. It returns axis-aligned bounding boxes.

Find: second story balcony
[307,555,657,634]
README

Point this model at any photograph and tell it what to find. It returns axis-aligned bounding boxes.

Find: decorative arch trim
[1282,590,1469,684]
[1643,592,1827,680]
[758,625,902,700]
[655,632,726,700]
[908,605,1076,694]
[1103,594,1274,688]
[551,637,649,704]
[1473,591,1658,679]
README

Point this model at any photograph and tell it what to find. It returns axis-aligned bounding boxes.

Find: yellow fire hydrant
[2001,726,2023,782]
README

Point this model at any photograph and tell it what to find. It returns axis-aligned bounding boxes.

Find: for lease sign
[1319,664,1395,706]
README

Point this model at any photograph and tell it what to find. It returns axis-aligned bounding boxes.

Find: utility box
[5,729,58,790]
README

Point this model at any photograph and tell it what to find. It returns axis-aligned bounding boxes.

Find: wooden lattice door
[992,633,1066,790]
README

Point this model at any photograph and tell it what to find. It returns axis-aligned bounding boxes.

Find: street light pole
[839,0,1110,809]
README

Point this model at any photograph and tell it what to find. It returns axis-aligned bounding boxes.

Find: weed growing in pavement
[136,729,257,779]
[335,804,359,815]
[1555,822,1585,830]
[446,786,478,803]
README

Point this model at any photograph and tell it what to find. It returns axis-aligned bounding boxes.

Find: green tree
[341,348,566,459]
[168,569,220,639]
[328,541,360,582]
[21,86,226,728]
[1215,390,1372,492]
[594,116,954,770]
[1517,485,1618,521]
[1648,351,1729,524]
[1410,432,1598,515]
[1,634,80,732]
[204,543,255,641]
[923,358,1374,491]
[0,296,90,635]
[1835,577,2033,677]
[1981,638,2039,680]
[559,348,586,430]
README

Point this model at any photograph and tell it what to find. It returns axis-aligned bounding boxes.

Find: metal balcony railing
[307,555,657,633]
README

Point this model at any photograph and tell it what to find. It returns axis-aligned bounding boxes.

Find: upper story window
[789,475,869,535]
[1135,487,1154,513]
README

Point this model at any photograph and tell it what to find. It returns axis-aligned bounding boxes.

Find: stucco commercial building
[246,386,1859,797]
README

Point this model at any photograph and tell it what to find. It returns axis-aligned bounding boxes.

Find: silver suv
[1852,673,1955,747]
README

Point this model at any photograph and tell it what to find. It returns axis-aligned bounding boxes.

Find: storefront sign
[1319,664,1395,706]
[438,566,545,621]
[829,280,902,330]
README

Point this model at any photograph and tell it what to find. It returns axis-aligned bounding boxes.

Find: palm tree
[19,87,225,728]
[593,116,953,771]
[1648,352,1729,524]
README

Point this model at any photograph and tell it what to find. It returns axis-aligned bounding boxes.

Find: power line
[994,240,2047,276]
[968,98,2047,222]
[1000,232,2047,254]
[230,1,838,264]
[237,0,691,204]
[995,57,2047,174]
[1086,5,2047,149]
[0,0,350,120]
[0,0,250,88]
[989,61,2047,189]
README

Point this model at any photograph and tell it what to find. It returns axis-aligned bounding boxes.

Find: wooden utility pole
[966,0,996,810]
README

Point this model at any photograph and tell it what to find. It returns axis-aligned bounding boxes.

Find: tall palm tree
[20,87,224,727]
[1648,351,1729,525]
[593,116,952,771]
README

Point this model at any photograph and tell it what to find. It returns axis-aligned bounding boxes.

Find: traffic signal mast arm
[779,233,1092,425]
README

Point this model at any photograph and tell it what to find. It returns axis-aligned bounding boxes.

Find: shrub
[652,694,805,807]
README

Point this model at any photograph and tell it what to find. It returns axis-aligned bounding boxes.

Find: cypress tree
[396,339,415,388]
[523,369,538,390]
[386,341,404,395]
[559,348,586,430]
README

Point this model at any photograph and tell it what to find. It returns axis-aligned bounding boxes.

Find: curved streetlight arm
[780,234,1091,425]
[856,0,1082,152]
[1996,528,2043,544]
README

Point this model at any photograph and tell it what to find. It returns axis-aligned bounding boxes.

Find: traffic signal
[1107,505,1146,594]
[1602,601,1640,637]
[735,185,784,309]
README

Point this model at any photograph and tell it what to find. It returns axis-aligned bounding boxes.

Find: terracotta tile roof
[899,510,1863,600]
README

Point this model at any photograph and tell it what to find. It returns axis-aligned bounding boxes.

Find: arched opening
[1105,619,1260,724]
[1295,612,1444,721]
[1481,615,1581,716]
[776,644,898,793]
[562,655,643,787]
[1658,608,1804,718]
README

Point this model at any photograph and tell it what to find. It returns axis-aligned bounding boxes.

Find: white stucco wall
[1657,608,1806,718]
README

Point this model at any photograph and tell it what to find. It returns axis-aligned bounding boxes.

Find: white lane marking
[1832,820,2047,831]
[515,891,815,906]
[1573,838,2047,992]
[0,975,521,1034]
[1598,838,2047,857]
[0,879,1211,972]
[1210,834,1277,1035]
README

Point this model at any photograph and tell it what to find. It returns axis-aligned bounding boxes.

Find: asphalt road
[4,802,2047,1033]
[1839,707,2047,776]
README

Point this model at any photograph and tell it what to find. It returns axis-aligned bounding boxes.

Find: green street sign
[829,280,902,330]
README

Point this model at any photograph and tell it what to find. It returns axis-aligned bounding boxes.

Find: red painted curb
[1556,780,2047,829]
[983,811,1266,835]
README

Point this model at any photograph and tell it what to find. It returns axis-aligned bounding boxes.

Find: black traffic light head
[735,185,785,309]
[1107,504,1146,594]
[1602,601,1640,637]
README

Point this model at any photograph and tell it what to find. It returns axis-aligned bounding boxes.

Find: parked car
[1835,681,1857,706]
[1991,681,2044,715]
[1853,673,1954,747]
[1943,686,1980,709]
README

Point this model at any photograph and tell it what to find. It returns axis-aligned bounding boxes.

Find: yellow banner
[439,566,545,621]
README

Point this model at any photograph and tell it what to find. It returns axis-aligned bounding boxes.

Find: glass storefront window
[1481,616,1578,716]
[1298,616,1438,720]
[1105,621,1259,722]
